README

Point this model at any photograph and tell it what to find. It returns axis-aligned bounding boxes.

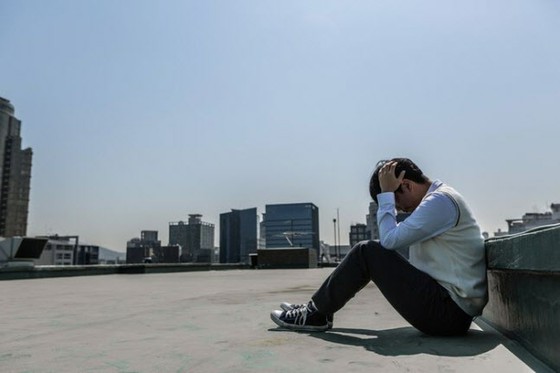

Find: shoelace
[288,303,306,310]
[285,305,311,325]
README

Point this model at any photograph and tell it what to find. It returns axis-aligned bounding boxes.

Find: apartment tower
[0,97,32,237]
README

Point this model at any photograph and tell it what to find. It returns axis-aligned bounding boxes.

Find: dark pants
[312,240,472,336]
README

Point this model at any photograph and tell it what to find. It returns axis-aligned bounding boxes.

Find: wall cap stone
[485,223,560,272]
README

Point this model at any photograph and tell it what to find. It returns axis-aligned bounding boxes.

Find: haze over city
[1,0,559,251]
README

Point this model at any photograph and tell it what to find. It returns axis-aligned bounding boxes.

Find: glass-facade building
[219,208,257,264]
[263,203,319,250]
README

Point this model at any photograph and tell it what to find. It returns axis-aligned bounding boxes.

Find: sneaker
[279,302,333,328]
[271,301,333,332]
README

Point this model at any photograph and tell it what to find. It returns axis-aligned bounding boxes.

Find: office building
[0,97,32,237]
[35,237,74,266]
[35,235,99,266]
[263,203,319,251]
[258,219,266,250]
[219,208,257,264]
[75,242,100,265]
[169,214,215,263]
[141,230,159,244]
[366,202,379,240]
[349,223,369,247]
[127,230,180,264]
[154,245,180,263]
[126,230,161,264]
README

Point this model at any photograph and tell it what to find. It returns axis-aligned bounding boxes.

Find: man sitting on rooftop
[271,158,488,336]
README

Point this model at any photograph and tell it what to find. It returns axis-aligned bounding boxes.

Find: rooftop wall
[0,263,250,280]
[482,223,560,371]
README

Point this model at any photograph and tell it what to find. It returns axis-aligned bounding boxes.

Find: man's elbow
[379,237,399,250]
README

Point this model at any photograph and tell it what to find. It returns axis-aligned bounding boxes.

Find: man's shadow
[305,327,501,357]
[270,326,551,371]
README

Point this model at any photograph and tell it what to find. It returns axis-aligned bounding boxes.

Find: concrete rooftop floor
[0,268,553,373]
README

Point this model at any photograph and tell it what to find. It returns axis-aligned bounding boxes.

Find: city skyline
[1,1,559,251]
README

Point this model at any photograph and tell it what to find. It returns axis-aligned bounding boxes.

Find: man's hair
[369,158,429,203]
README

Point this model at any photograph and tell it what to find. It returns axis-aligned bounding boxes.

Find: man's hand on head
[379,161,406,193]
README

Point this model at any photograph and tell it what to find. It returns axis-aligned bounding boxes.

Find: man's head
[369,158,430,212]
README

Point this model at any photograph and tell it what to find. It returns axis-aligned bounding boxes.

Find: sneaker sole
[270,312,331,332]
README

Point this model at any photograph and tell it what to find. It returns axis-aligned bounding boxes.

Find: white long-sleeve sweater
[377,180,488,316]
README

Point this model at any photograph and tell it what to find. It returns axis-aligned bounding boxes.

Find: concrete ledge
[0,263,250,281]
[485,223,560,271]
[482,224,560,371]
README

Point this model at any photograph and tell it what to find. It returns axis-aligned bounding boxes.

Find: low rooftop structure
[505,203,560,235]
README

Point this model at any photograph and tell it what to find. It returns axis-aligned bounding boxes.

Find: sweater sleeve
[377,191,459,250]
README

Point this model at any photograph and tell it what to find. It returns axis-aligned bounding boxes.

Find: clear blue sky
[1,0,559,251]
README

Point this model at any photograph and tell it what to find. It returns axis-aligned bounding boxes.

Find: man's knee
[349,240,404,268]
[347,240,384,259]
[353,240,384,251]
